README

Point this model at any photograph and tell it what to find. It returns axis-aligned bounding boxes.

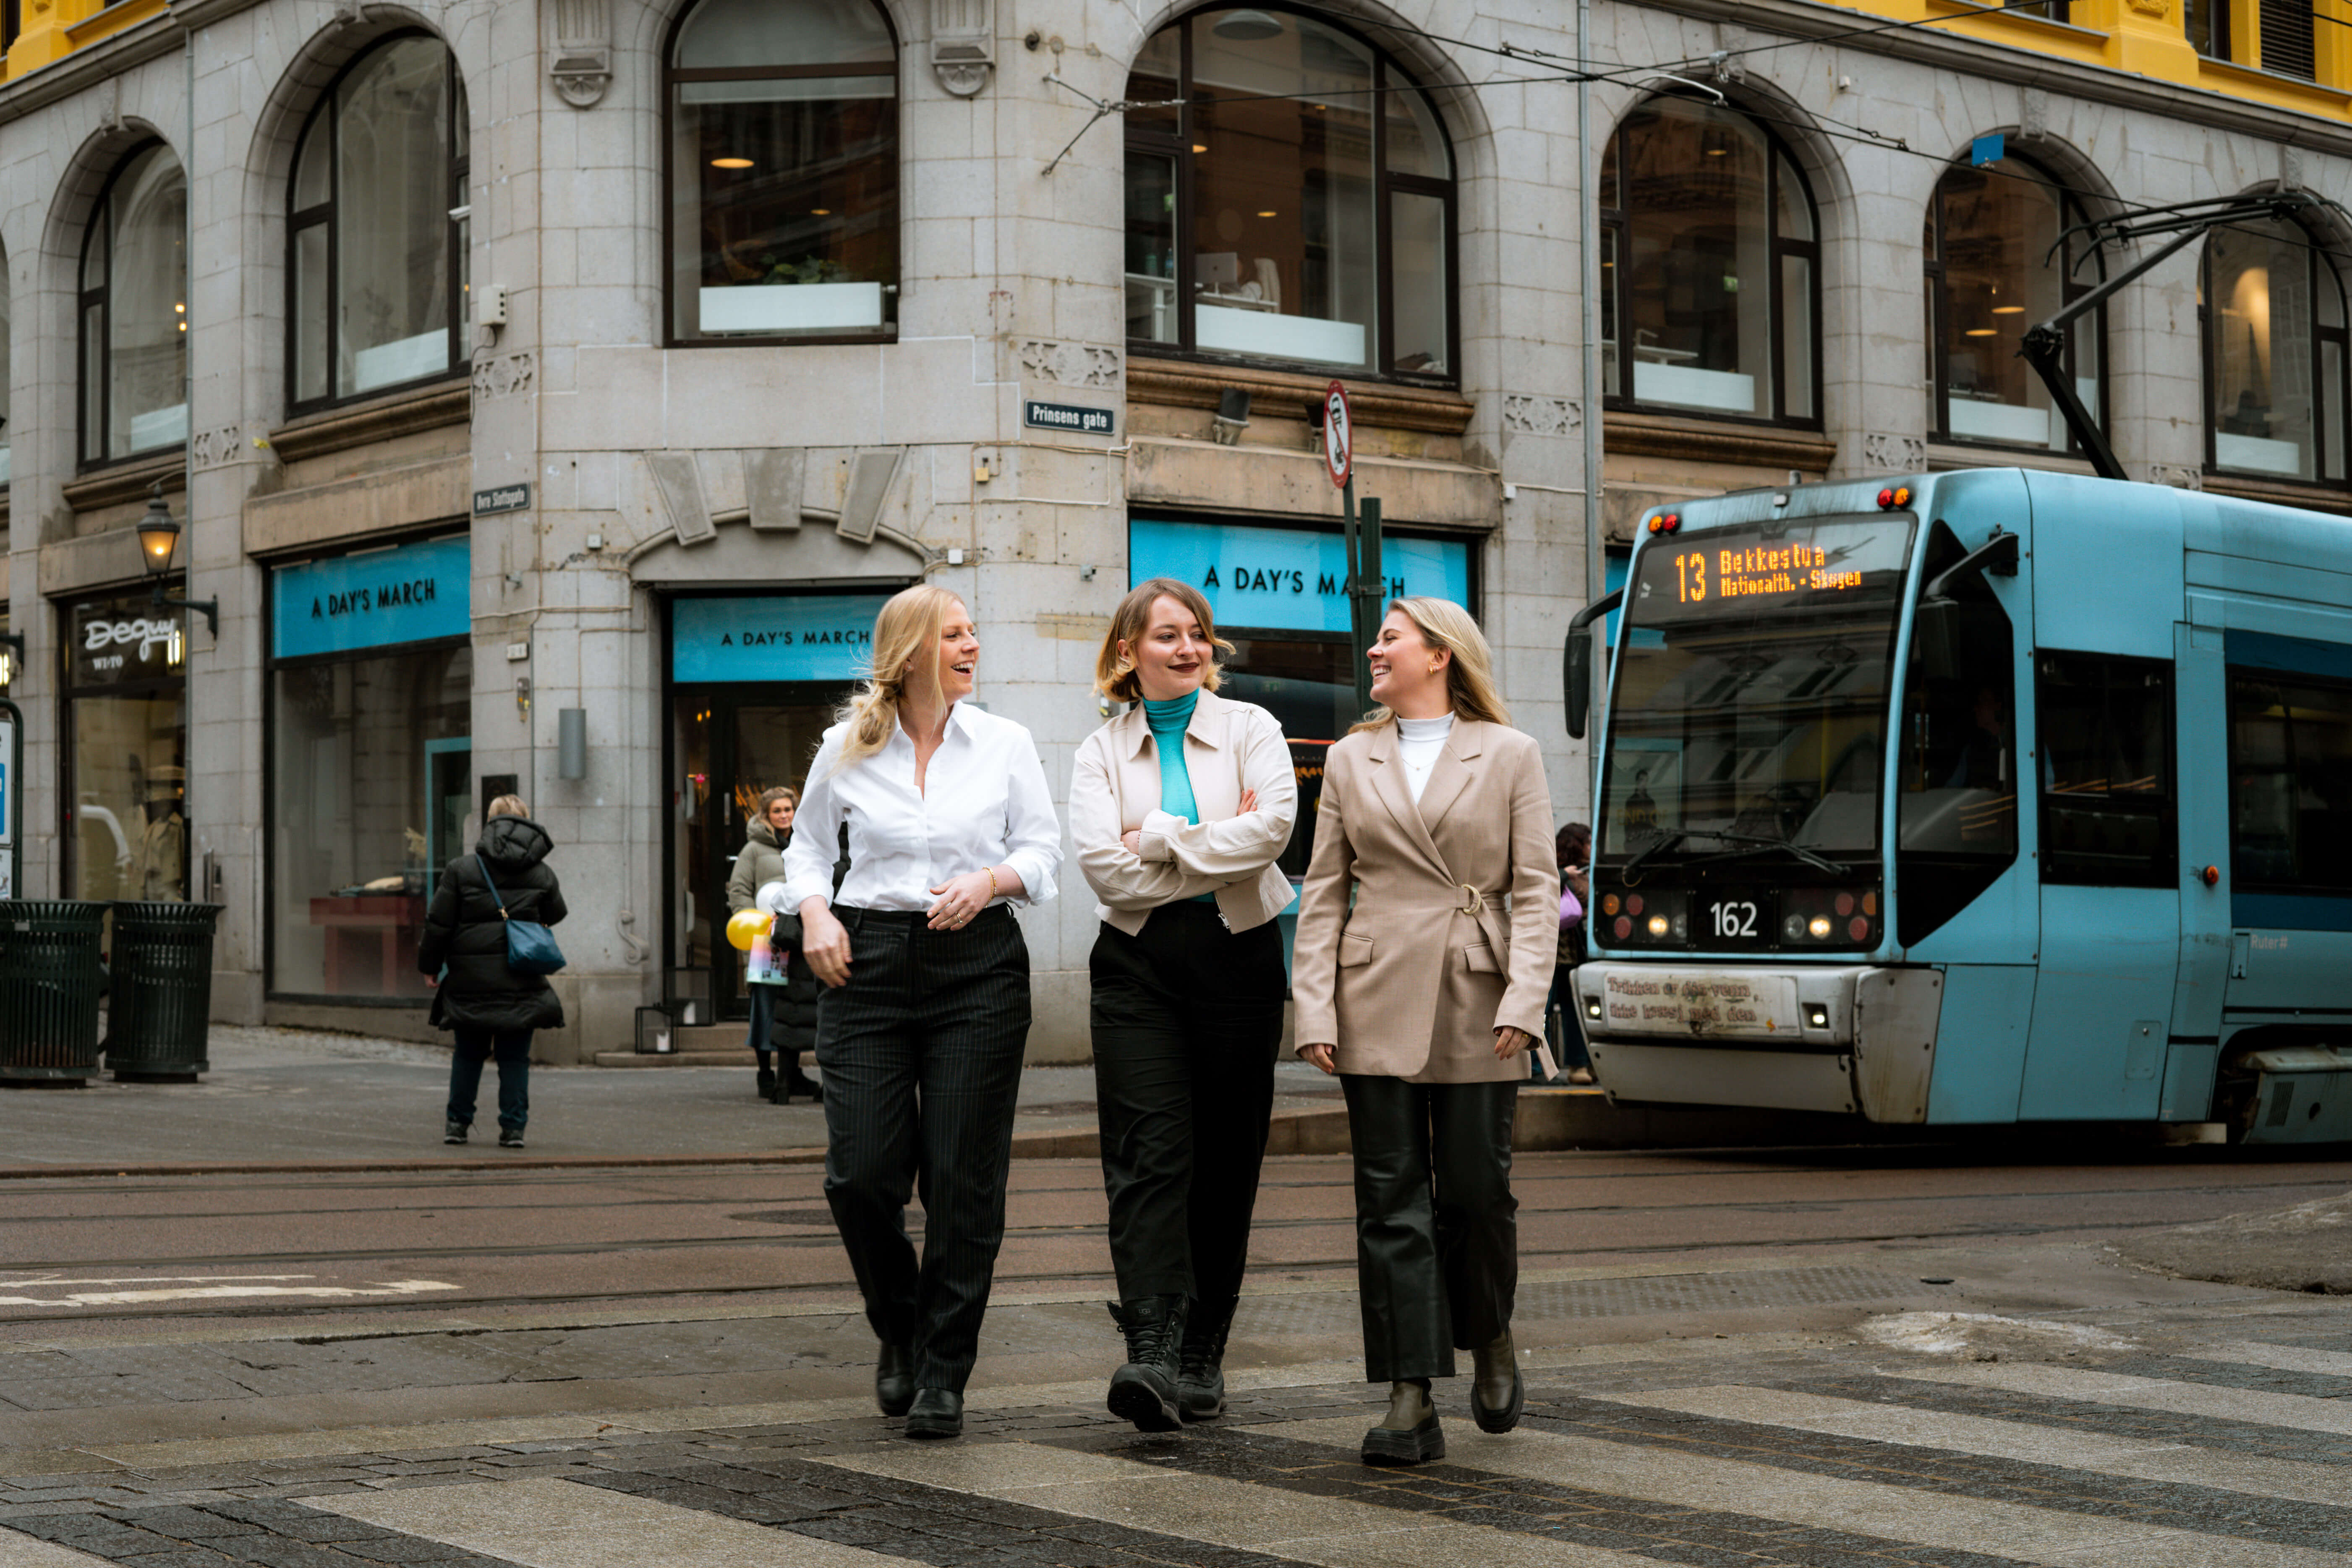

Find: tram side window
[1897,523,2018,946]
[2229,671,2352,891]
[2038,652,2175,886]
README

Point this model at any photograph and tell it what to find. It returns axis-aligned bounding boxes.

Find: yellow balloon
[726,909,772,952]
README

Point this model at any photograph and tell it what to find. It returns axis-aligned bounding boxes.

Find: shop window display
[270,642,472,998]
[65,593,187,903]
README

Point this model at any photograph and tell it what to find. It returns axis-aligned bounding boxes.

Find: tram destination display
[1632,515,1912,625]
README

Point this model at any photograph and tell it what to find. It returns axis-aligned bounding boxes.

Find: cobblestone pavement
[5,1288,2350,1568]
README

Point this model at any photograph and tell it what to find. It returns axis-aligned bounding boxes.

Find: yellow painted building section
[7,0,169,81]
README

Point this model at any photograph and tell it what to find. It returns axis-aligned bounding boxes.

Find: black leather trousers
[1339,1074,1519,1382]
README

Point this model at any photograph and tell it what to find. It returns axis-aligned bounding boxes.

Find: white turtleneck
[1396,713,1456,802]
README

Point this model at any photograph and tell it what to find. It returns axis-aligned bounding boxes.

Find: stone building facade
[1,0,2348,1060]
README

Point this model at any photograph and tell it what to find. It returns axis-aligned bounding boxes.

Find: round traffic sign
[1323,380,1352,490]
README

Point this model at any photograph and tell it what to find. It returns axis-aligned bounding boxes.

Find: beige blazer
[1291,718,1560,1082]
[1069,687,1298,935]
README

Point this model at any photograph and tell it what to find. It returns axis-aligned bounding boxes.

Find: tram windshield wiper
[1619,830,1687,879]
[1687,831,1850,877]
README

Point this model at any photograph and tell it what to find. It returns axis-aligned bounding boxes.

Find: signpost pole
[1351,497,1383,716]
[0,698,19,900]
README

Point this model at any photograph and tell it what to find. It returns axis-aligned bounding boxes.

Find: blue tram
[1568,468,2352,1142]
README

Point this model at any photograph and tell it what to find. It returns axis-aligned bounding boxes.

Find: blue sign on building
[672,595,892,683]
[273,535,473,659]
[1129,518,1472,634]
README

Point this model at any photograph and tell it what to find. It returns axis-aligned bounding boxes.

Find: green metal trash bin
[104,902,224,1082]
[0,901,110,1085]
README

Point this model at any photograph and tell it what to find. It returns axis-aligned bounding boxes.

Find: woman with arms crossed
[1291,597,1559,1465]
[1069,579,1296,1430]
[780,585,1062,1440]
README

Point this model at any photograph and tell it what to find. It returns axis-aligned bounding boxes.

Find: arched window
[2205,215,2349,484]
[1122,8,1457,382]
[666,0,899,344]
[1599,96,1818,424]
[1924,154,2103,453]
[80,142,187,467]
[288,37,468,411]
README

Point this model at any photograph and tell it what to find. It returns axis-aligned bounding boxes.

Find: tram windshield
[1599,514,1917,862]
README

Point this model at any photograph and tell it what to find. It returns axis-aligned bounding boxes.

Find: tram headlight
[1807,915,1833,939]
[1647,914,1670,938]
[1779,888,1882,946]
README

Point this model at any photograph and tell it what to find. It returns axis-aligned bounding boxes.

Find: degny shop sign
[1128,517,1471,634]
[272,535,473,659]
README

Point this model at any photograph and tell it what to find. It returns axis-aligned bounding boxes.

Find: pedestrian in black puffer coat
[418,797,568,1149]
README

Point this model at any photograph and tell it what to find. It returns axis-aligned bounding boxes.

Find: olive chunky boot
[1470,1329,1524,1433]
[1177,1296,1238,1422]
[1105,1295,1189,1432]
[1359,1378,1444,1465]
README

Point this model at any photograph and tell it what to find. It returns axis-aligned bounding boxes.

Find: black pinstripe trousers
[814,904,1031,1393]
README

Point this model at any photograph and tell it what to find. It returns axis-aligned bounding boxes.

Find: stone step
[595,1023,809,1069]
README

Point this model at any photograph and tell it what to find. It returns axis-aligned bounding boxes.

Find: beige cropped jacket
[1068,688,1298,935]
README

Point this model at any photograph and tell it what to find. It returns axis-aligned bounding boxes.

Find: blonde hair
[1350,596,1512,733]
[1095,578,1233,703]
[835,584,967,770]
[487,794,529,819]
[752,785,798,821]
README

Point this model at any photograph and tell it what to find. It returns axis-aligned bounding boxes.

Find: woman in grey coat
[726,787,822,1103]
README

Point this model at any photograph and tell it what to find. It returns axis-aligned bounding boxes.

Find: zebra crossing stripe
[1587,1383,2352,1507]
[1254,1417,2352,1568]
[815,1438,1666,1567]
[0,1537,110,1568]
[1892,1360,2352,1436]
[2185,1341,2352,1380]
[315,1476,906,1568]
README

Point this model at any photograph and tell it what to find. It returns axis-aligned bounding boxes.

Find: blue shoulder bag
[477,855,567,976]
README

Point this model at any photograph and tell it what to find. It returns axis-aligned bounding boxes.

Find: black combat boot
[1177,1295,1238,1422]
[1105,1295,1188,1432]
[755,1061,778,1102]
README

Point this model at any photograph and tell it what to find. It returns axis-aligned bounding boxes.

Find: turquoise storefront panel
[672,594,893,683]
[273,535,472,659]
[1129,518,1471,632]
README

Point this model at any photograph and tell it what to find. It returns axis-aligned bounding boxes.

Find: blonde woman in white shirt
[1069,578,1296,1431]
[779,584,1062,1442]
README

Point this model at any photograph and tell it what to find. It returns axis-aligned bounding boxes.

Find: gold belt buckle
[1456,883,1484,917]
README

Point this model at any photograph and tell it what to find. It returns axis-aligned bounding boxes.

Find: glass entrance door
[675,687,840,1020]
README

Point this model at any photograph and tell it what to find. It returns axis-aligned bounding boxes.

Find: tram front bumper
[1574,963,1946,1123]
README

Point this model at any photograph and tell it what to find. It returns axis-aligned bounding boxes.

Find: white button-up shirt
[778,702,1063,915]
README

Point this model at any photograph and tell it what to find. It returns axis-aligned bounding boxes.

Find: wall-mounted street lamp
[134,483,219,638]
[0,631,21,688]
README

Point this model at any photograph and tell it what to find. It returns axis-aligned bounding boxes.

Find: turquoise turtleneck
[1142,689,1200,824]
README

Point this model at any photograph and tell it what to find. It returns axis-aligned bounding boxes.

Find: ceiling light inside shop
[711,157,755,169]
[1257,209,1277,217]
[1991,306,2024,314]
[1964,327,1997,337]
[812,208,833,215]
[1192,143,1208,153]
[1212,9,1284,40]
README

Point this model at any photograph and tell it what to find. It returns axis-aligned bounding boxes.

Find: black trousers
[1089,904,1286,1304]
[1339,1074,1519,1382]
[815,905,1030,1393]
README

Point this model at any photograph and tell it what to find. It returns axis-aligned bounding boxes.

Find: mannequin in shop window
[132,766,188,902]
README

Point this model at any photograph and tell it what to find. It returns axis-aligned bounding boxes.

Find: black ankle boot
[1471,1329,1524,1434]
[1105,1295,1188,1432]
[874,1343,915,1417]
[755,1063,777,1102]
[779,1061,822,1104]
[1177,1296,1238,1422]
[1361,1378,1444,1465]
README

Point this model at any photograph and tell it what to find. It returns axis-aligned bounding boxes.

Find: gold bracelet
[986,865,1000,899]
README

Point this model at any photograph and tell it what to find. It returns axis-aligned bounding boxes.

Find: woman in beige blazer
[1070,578,1297,1432]
[1292,596,1559,1466]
